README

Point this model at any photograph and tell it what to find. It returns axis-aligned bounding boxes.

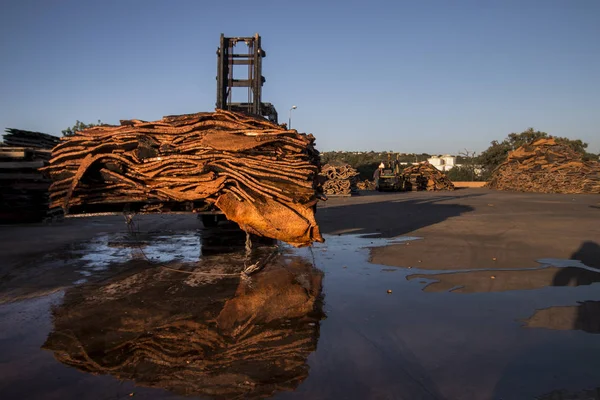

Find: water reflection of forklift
[374,155,406,192]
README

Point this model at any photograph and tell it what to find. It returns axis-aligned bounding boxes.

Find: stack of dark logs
[43,110,323,246]
[0,129,60,222]
[401,162,455,191]
[488,138,600,194]
[319,163,359,196]
[2,128,61,149]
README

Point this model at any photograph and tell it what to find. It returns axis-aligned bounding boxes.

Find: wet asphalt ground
[1,188,600,400]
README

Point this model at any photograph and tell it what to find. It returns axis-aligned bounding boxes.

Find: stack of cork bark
[43,110,323,246]
[488,138,600,194]
[402,162,455,191]
[0,129,60,222]
[319,163,359,196]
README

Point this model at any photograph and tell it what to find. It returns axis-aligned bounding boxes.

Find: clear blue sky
[1,0,599,154]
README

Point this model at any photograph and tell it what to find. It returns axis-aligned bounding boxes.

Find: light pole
[288,105,297,129]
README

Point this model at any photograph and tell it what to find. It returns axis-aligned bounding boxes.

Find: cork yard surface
[1,188,600,400]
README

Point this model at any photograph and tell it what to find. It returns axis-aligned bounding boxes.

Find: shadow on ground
[524,241,600,334]
[317,192,480,238]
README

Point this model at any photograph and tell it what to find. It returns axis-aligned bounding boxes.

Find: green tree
[477,128,594,180]
[62,120,103,136]
[447,166,478,182]
[450,149,481,181]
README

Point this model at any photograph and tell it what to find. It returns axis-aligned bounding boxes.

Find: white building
[427,155,456,171]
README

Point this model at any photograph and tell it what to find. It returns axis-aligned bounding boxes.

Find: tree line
[321,128,597,181]
[63,121,597,182]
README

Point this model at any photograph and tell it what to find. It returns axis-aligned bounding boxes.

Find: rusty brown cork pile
[487,138,600,194]
[42,110,324,246]
[402,162,455,191]
[319,163,359,195]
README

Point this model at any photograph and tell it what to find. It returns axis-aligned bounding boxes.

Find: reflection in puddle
[2,229,600,400]
[72,225,278,271]
[406,256,600,294]
[43,251,324,399]
[34,232,420,399]
[72,231,202,268]
[537,387,600,400]
[405,255,600,338]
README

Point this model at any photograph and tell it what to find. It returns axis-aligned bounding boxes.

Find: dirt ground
[1,188,599,303]
[3,188,598,270]
[1,188,600,400]
[318,188,600,271]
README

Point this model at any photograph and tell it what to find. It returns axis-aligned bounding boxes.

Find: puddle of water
[1,232,600,400]
[41,254,324,400]
[73,231,202,268]
[405,257,600,295]
[291,235,600,399]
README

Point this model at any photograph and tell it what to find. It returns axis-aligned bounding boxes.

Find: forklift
[202,33,279,226]
[376,155,406,192]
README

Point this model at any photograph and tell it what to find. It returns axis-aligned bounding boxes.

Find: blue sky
[1,0,599,154]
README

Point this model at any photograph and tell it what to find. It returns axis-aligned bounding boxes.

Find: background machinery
[376,156,405,192]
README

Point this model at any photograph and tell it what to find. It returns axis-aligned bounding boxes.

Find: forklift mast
[216,33,278,123]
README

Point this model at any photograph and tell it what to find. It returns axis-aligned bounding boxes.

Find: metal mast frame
[216,33,278,123]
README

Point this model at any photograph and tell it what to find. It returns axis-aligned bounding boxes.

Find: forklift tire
[201,214,221,227]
